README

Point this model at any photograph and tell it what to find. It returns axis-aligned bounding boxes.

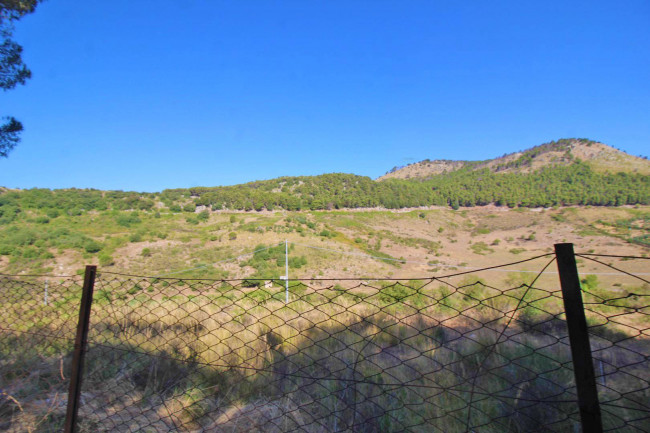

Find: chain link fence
[1,248,649,432]
[0,274,82,432]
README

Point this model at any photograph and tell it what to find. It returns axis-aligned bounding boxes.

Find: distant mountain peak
[378,138,649,180]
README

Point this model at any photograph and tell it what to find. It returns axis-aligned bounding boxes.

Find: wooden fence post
[554,243,603,433]
[64,265,97,433]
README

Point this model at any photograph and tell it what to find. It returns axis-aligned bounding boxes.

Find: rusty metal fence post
[554,243,603,433]
[64,265,97,433]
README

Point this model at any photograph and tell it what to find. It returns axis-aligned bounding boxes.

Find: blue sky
[2,0,649,192]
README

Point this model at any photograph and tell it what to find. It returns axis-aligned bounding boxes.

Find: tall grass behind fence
[1,251,649,432]
[575,253,650,432]
[77,253,578,432]
[0,274,82,432]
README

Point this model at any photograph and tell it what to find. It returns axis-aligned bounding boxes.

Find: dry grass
[2,254,650,432]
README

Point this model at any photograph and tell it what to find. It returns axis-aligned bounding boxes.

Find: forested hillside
[380,138,650,180]
[1,139,648,218]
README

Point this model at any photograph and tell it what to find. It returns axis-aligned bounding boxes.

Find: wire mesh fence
[0,274,82,432]
[1,248,649,432]
[574,253,650,432]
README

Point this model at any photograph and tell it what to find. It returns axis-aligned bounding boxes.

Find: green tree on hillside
[1,0,41,157]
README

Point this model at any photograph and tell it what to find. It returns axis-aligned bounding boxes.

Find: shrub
[471,242,493,255]
[229,232,237,240]
[141,248,152,257]
[83,239,102,253]
[197,210,210,221]
[116,213,141,227]
[98,253,114,266]
[0,244,15,255]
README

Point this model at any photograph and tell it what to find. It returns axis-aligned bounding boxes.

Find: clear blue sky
[2,0,649,192]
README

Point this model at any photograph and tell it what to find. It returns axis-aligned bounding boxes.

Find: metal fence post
[64,265,97,433]
[554,243,603,433]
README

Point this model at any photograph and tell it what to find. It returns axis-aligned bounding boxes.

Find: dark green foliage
[0,116,22,157]
[98,253,114,266]
[243,243,307,276]
[83,239,102,253]
[288,256,307,269]
[1,0,41,157]
[379,283,416,303]
[0,150,648,212]
[175,162,648,211]
[0,224,104,257]
[197,210,210,221]
[115,212,141,227]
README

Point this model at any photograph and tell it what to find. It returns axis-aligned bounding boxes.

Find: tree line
[1,161,647,219]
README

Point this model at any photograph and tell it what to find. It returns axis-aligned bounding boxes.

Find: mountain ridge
[1,138,648,214]
[378,138,650,180]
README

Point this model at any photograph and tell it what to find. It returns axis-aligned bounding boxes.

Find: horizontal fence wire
[77,255,587,433]
[1,251,648,432]
[574,254,650,433]
[0,274,82,432]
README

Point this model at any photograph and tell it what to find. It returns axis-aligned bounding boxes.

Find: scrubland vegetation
[2,253,649,432]
[1,139,649,431]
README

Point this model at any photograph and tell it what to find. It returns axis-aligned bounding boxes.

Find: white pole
[44,280,48,306]
[285,240,289,304]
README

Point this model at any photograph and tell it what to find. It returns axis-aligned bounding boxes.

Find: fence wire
[0,274,82,432]
[1,252,648,433]
[575,254,650,433]
[83,255,579,433]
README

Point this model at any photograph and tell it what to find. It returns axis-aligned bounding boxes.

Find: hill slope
[379,138,650,180]
[0,139,648,216]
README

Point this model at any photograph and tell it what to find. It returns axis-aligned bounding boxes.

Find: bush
[197,210,210,221]
[581,274,599,291]
[116,213,141,227]
[98,253,114,266]
[22,246,40,258]
[471,242,493,255]
[83,239,102,253]
[141,248,151,257]
[0,244,15,255]
[229,232,237,240]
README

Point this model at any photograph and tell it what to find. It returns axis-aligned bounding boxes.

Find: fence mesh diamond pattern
[1,275,82,431]
[1,251,649,432]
